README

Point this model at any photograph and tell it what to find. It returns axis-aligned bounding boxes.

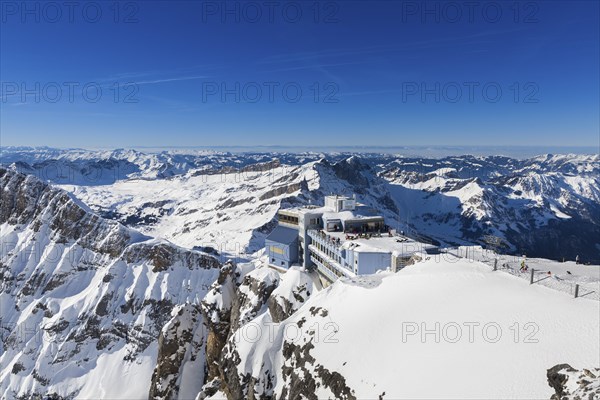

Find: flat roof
[266,226,299,244]
[282,204,383,221]
[325,194,354,200]
[318,231,436,255]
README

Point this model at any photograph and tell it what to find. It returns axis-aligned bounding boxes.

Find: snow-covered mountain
[0,168,222,399]
[1,166,598,399]
[547,364,600,399]
[0,146,328,185]
[380,154,600,262]
[2,147,598,262]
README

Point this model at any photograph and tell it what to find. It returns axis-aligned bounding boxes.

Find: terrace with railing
[307,229,352,278]
[309,247,353,283]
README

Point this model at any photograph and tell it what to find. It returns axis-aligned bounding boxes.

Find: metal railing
[443,247,599,301]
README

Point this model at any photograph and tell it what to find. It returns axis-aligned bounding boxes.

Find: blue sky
[0,0,598,149]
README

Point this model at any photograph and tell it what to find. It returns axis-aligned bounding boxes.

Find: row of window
[313,241,343,264]
[278,213,299,225]
[310,251,346,279]
[311,253,344,278]
[309,217,322,226]
[308,231,345,264]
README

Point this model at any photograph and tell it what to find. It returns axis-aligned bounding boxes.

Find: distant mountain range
[2,147,598,263]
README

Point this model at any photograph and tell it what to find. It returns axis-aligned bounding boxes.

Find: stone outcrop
[194,263,356,400]
[0,168,132,257]
[547,364,600,400]
[200,262,240,383]
[149,304,206,400]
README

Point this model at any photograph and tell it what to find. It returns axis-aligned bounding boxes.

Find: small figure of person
[575,255,580,264]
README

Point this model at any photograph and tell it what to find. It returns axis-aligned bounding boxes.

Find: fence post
[574,284,579,298]
[493,258,498,271]
[530,268,535,284]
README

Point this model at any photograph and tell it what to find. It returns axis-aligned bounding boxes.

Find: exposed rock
[200,262,240,383]
[259,182,303,201]
[149,303,206,400]
[332,157,371,187]
[195,263,355,400]
[230,268,279,333]
[123,242,220,273]
[269,268,318,323]
[547,364,600,400]
[0,168,133,258]
[280,339,356,400]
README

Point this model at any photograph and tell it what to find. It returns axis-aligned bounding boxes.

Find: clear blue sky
[1,0,598,148]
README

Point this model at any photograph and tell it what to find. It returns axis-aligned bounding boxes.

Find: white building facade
[267,195,437,284]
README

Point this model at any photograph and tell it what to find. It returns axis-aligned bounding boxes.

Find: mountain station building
[265,195,438,284]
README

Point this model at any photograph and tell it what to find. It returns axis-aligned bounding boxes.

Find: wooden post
[530,268,535,284]
[493,258,498,271]
[574,284,580,298]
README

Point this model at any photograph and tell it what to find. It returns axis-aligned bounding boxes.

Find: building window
[271,246,285,255]
[272,258,275,262]
[279,213,299,225]
[281,261,285,266]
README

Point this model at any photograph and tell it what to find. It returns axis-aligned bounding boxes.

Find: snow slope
[1,161,598,399]
[448,246,600,300]
[209,257,599,399]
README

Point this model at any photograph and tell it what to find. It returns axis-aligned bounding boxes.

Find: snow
[2,151,599,399]
[329,231,435,255]
[236,267,280,325]
[269,266,321,313]
[449,246,600,300]
[58,163,318,252]
[0,175,221,400]
[75,344,157,399]
[230,257,600,399]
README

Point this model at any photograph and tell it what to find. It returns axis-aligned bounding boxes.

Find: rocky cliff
[191,265,353,400]
[0,169,221,399]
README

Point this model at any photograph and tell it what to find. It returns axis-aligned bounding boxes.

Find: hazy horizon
[1,143,598,159]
